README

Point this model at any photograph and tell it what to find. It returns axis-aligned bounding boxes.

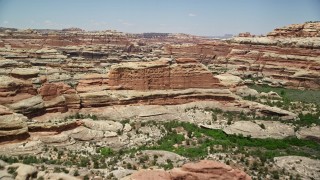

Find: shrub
[7,167,18,175]
[99,147,113,157]
[259,123,266,129]
[73,170,79,176]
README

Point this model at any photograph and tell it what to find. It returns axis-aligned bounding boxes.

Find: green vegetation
[65,113,98,120]
[7,166,18,174]
[297,113,320,126]
[250,84,320,105]
[144,121,320,160]
[7,166,18,178]
[0,118,319,179]
[249,84,320,127]
[99,147,113,157]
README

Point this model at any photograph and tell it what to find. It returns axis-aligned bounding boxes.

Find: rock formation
[0,22,319,180]
[165,22,320,90]
[124,160,251,180]
[108,58,223,90]
[0,105,29,142]
[223,120,295,139]
[267,22,320,37]
[274,156,320,180]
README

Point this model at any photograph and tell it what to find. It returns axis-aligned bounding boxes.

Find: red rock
[175,58,198,64]
[38,83,76,101]
[79,89,237,108]
[0,76,37,105]
[38,83,80,112]
[267,22,320,37]
[108,58,223,90]
[76,73,109,93]
[238,32,254,37]
[126,160,251,180]
[165,23,320,90]
[128,169,171,180]
[171,160,251,180]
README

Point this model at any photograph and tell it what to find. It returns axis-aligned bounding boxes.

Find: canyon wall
[108,58,222,90]
[165,22,320,90]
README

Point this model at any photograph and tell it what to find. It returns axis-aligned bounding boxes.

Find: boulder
[215,73,243,87]
[260,91,282,99]
[111,169,137,179]
[7,163,37,180]
[223,120,295,139]
[233,86,259,97]
[123,123,132,132]
[67,126,104,141]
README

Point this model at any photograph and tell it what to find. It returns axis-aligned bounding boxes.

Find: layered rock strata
[165,22,320,90]
[0,105,29,142]
[108,58,223,90]
[124,160,251,180]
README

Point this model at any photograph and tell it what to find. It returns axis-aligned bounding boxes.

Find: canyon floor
[0,22,320,180]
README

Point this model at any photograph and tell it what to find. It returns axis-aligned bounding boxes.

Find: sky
[0,0,319,36]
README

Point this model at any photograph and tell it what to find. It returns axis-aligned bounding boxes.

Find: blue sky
[0,0,319,36]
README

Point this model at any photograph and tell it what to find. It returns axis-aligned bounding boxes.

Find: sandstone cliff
[108,58,222,90]
[165,22,320,90]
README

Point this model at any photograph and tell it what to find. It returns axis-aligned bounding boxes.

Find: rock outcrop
[39,82,80,112]
[274,156,320,180]
[0,105,28,142]
[223,120,295,139]
[0,76,37,105]
[10,68,40,79]
[7,163,37,180]
[108,58,223,90]
[0,162,78,180]
[79,88,238,108]
[8,96,44,117]
[141,150,187,166]
[0,23,319,180]
[267,22,320,37]
[124,160,251,180]
[166,22,320,90]
[296,125,320,142]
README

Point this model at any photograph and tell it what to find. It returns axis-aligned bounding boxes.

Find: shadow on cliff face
[0,132,30,144]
